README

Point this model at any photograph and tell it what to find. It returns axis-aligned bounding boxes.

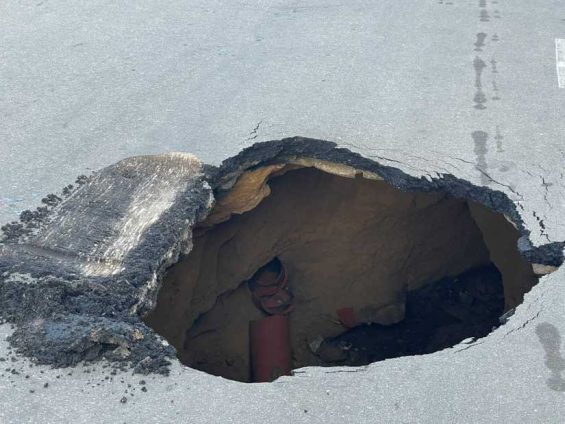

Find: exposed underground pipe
[249,315,292,383]
[248,259,293,382]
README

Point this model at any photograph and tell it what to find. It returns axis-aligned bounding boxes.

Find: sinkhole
[144,163,539,383]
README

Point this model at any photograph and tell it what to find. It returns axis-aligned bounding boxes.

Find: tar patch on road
[536,322,565,391]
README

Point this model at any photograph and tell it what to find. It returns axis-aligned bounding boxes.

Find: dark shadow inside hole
[144,166,538,382]
[318,264,504,365]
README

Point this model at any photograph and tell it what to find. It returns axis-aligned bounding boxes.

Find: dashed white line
[556,39,565,88]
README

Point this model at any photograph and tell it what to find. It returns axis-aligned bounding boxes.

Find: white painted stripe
[556,39,565,88]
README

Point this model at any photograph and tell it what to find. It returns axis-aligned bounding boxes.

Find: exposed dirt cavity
[319,264,504,365]
[145,165,538,382]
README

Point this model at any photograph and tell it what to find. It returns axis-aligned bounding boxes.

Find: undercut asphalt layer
[0,138,563,375]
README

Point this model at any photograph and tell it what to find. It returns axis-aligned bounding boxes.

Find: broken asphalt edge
[0,136,563,375]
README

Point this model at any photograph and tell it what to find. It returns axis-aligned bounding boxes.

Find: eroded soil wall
[146,167,529,381]
[468,201,538,309]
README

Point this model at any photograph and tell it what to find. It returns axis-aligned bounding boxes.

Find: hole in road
[144,164,539,382]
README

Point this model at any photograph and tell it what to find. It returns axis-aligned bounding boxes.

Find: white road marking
[556,39,565,88]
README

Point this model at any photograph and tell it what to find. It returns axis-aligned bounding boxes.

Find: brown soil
[144,165,538,382]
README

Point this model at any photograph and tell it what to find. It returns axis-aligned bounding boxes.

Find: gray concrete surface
[1,0,565,423]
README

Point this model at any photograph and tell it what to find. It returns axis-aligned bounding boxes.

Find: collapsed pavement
[0,137,563,377]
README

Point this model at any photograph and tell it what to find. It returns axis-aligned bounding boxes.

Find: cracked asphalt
[1,0,565,422]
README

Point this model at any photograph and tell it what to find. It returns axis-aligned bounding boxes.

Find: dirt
[147,166,537,382]
[316,264,505,366]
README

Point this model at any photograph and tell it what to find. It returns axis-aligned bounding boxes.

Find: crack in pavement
[454,340,486,353]
[245,120,264,141]
[322,366,369,374]
[504,309,542,338]
[474,167,524,200]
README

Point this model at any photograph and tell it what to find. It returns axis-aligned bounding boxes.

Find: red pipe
[249,315,292,382]
[336,306,357,328]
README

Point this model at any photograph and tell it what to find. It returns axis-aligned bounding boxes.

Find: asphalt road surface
[1,0,565,423]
